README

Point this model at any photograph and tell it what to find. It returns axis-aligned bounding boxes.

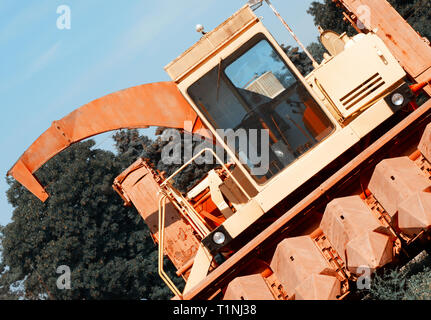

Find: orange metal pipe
[409,149,422,161]
[359,189,372,200]
[410,81,431,95]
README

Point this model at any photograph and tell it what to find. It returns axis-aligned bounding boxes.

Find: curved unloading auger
[7,81,205,202]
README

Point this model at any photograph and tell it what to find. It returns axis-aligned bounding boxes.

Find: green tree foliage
[368,268,407,300]
[0,226,23,300]
[307,0,352,35]
[368,254,431,300]
[280,45,315,76]
[2,140,173,299]
[115,128,218,193]
[1,127,208,300]
[405,267,431,300]
[289,0,431,76]
[307,0,431,39]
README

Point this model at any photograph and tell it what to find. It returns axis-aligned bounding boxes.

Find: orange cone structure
[224,274,274,300]
[270,236,340,299]
[294,274,340,300]
[398,191,431,237]
[368,157,431,217]
[346,231,393,274]
[368,156,431,237]
[320,196,393,274]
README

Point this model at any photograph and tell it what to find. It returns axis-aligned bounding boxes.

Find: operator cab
[187,34,334,183]
[165,5,337,190]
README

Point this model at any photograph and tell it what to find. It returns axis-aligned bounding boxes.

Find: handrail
[157,147,253,297]
[161,147,251,201]
[162,184,210,239]
[158,195,183,299]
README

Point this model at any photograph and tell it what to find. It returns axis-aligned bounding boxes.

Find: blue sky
[0,0,320,226]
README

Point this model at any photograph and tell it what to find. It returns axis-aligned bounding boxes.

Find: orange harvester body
[7,0,431,300]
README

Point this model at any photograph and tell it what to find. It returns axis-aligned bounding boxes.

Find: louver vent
[340,73,385,110]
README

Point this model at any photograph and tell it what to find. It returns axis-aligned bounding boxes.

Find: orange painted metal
[183,99,431,300]
[303,106,329,139]
[7,81,203,202]
[418,123,431,163]
[6,0,431,301]
[346,232,393,274]
[398,192,431,237]
[336,0,431,95]
[409,149,422,162]
[411,81,431,95]
[113,158,200,274]
[294,274,340,300]
[391,122,431,236]
[223,274,274,300]
[320,196,393,274]
[368,157,431,217]
[368,155,431,238]
[270,236,340,300]
[191,190,226,228]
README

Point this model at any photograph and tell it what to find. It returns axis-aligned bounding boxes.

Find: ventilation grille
[340,73,385,110]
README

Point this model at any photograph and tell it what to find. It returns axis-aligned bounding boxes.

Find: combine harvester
[7,0,431,300]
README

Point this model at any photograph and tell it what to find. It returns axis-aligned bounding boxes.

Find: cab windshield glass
[187,36,334,184]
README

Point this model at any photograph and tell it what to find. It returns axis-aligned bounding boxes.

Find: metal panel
[224,274,274,300]
[313,34,405,118]
[338,0,431,95]
[164,5,258,82]
[320,196,393,274]
[114,159,200,272]
[368,157,431,217]
[270,236,340,298]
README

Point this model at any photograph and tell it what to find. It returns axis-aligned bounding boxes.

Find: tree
[114,128,218,193]
[302,0,431,76]
[307,0,352,36]
[2,126,213,300]
[0,226,24,300]
[2,140,173,300]
[280,45,315,76]
[368,253,431,300]
[307,0,431,40]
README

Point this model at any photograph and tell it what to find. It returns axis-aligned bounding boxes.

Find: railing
[158,195,183,298]
[161,147,251,201]
[157,147,252,298]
